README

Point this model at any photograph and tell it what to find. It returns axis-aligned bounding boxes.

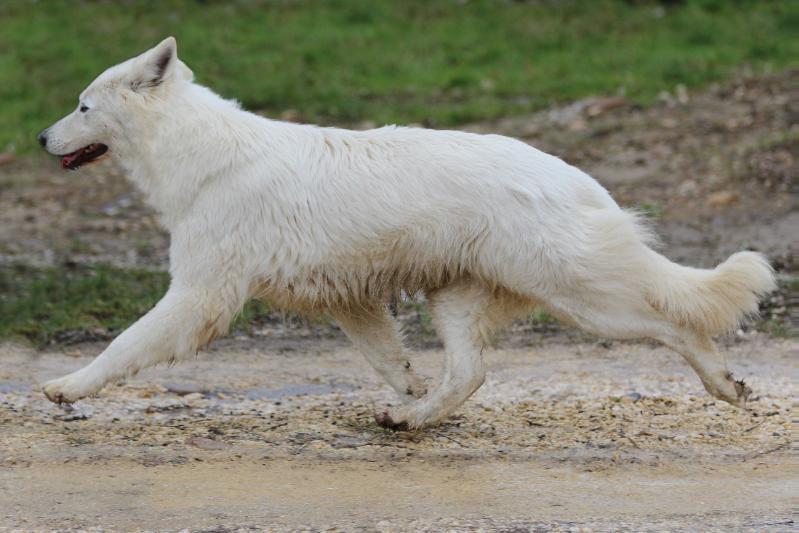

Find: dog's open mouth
[61,143,108,170]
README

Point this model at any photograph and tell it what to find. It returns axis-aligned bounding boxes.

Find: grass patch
[2,0,797,153]
[638,201,664,219]
[0,265,169,345]
[759,319,791,339]
[528,309,557,327]
[0,265,273,345]
[755,275,797,338]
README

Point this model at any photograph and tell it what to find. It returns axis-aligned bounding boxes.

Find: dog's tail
[646,251,776,335]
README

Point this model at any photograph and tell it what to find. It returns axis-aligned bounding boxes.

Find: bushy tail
[647,251,776,335]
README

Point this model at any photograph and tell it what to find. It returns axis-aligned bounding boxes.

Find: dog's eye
[79,104,89,113]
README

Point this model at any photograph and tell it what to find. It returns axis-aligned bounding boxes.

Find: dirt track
[1,333,795,531]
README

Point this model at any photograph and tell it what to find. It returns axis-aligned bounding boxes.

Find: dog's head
[37,37,194,169]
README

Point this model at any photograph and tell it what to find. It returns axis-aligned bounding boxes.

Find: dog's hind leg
[375,280,502,430]
[42,283,243,404]
[661,330,751,407]
[334,306,428,401]
[540,284,753,408]
[500,208,771,408]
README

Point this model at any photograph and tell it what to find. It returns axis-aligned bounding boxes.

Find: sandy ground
[0,332,796,531]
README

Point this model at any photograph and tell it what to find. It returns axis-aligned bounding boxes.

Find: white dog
[38,37,775,429]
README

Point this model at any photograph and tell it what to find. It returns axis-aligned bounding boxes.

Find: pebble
[585,96,628,117]
[705,190,739,207]
[622,392,643,403]
[182,392,204,403]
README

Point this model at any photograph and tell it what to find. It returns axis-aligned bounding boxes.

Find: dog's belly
[252,250,457,314]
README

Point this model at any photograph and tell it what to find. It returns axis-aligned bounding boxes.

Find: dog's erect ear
[130,36,179,91]
[175,59,194,82]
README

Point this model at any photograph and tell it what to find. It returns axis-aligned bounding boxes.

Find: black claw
[733,377,752,400]
[374,411,409,431]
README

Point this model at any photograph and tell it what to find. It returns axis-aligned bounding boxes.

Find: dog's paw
[731,376,752,408]
[374,410,410,431]
[706,372,752,409]
[42,374,91,405]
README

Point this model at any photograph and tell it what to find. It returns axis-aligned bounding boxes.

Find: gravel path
[1,333,795,531]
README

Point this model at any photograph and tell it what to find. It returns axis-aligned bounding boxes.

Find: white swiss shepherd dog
[38,37,775,430]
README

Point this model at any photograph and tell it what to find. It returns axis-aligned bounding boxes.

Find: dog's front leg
[42,285,238,404]
[333,306,428,401]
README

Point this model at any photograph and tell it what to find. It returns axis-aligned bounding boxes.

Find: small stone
[183,392,204,403]
[706,190,739,207]
[622,392,642,403]
[586,96,627,117]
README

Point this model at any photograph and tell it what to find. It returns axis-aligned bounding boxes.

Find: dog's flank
[39,37,775,429]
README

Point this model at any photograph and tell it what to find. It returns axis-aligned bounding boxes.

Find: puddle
[0,381,31,393]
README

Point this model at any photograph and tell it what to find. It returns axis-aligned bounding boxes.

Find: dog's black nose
[37,130,48,148]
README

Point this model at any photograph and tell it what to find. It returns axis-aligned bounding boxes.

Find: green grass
[1,0,797,153]
[638,201,664,219]
[0,265,274,345]
[0,265,169,345]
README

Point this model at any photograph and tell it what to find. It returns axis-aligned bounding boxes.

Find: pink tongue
[61,150,82,168]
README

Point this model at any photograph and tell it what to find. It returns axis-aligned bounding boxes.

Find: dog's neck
[117,83,281,230]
